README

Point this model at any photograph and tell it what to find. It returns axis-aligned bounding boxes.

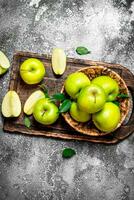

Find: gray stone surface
[0,0,134,199]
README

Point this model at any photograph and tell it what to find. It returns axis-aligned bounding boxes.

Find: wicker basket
[61,66,130,136]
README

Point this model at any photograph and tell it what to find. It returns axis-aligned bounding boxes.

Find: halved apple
[0,51,10,75]
[52,48,66,75]
[24,90,45,115]
[2,91,21,117]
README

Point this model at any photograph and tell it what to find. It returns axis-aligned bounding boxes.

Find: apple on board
[20,58,45,84]
[24,90,45,115]
[33,98,59,125]
[93,102,121,132]
[92,75,119,101]
[64,72,90,99]
[70,102,91,122]
[2,91,21,117]
[77,84,106,114]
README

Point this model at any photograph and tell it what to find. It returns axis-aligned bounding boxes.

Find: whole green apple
[77,84,106,114]
[92,76,119,101]
[70,102,91,122]
[20,58,45,84]
[93,102,120,132]
[33,98,59,125]
[64,72,90,99]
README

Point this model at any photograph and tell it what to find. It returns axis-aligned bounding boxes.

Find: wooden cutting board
[3,51,134,144]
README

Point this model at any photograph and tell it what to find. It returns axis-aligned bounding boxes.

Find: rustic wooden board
[3,51,134,144]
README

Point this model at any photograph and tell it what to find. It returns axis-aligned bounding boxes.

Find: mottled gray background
[0,0,134,199]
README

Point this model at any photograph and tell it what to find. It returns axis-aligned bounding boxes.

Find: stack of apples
[64,71,121,133]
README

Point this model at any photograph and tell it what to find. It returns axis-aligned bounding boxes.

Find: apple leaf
[117,93,129,98]
[62,148,76,158]
[51,93,66,102]
[113,101,120,106]
[59,99,72,113]
[39,84,49,98]
[24,116,31,128]
[76,46,91,55]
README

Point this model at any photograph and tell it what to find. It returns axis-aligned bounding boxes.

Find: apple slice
[0,66,7,75]
[24,90,45,115]
[2,91,21,117]
[0,51,10,69]
[52,48,66,75]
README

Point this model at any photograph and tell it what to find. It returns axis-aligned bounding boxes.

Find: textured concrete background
[0,0,134,199]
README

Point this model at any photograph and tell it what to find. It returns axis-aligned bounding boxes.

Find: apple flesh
[52,48,66,75]
[20,58,45,84]
[64,72,90,99]
[92,76,119,101]
[0,51,10,75]
[70,102,91,122]
[33,98,59,125]
[93,102,120,132]
[24,90,45,115]
[2,91,21,117]
[77,84,106,114]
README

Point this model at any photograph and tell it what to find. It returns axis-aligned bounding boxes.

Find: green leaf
[51,93,66,102]
[59,99,72,113]
[62,148,76,158]
[117,93,129,98]
[76,46,91,55]
[24,116,31,128]
[39,84,49,98]
[113,101,120,106]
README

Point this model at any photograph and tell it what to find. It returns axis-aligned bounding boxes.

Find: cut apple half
[52,48,66,75]
[24,90,45,115]
[2,91,21,117]
[0,51,10,69]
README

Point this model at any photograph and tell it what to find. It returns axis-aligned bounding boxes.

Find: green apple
[70,102,91,122]
[92,76,119,101]
[0,51,10,75]
[2,91,21,117]
[77,84,106,114]
[93,102,121,132]
[33,98,59,125]
[24,90,45,115]
[64,72,90,99]
[20,58,45,84]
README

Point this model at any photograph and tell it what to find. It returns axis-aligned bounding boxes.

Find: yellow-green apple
[77,84,106,114]
[20,58,45,84]
[92,76,119,101]
[0,51,10,75]
[70,102,91,122]
[33,98,59,125]
[2,91,21,117]
[64,72,90,99]
[93,102,120,132]
[24,90,45,115]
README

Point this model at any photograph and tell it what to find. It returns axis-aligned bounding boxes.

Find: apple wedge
[24,90,45,115]
[52,48,66,75]
[2,91,21,117]
[0,51,10,75]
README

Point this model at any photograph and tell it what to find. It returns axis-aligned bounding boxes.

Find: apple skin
[20,58,45,84]
[70,102,91,122]
[77,84,106,114]
[64,72,90,99]
[93,102,120,132]
[0,66,7,75]
[92,76,119,101]
[33,98,59,125]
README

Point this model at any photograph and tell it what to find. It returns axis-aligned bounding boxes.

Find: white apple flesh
[24,90,45,115]
[2,91,21,117]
